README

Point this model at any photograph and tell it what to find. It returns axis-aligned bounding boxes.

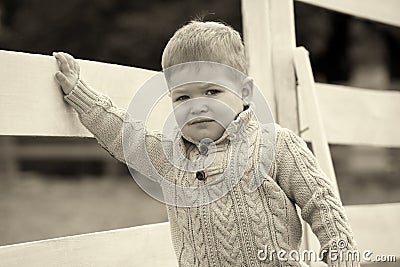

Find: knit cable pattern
[276,128,360,267]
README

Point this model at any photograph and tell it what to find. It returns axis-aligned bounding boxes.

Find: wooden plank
[304,203,400,264]
[299,83,400,147]
[293,48,340,267]
[270,0,299,132]
[0,222,177,267]
[296,0,400,28]
[293,47,338,193]
[241,0,276,121]
[3,204,397,266]
[255,1,308,259]
[242,0,298,132]
[0,50,156,136]
[344,203,400,259]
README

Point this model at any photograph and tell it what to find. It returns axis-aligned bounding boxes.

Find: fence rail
[0,222,177,267]
[0,50,155,137]
[296,0,400,27]
[2,49,399,145]
[300,83,400,147]
[1,204,398,266]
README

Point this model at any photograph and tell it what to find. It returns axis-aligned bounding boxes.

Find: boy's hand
[53,52,80,95]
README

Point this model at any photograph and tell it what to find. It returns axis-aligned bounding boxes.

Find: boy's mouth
[188,118,214,125]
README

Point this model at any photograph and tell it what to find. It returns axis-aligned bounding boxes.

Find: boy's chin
[181,129,224,144]
[180,123,226,144]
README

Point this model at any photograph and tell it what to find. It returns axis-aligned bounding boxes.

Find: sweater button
[199,143,209,155]
[196,171,206,181]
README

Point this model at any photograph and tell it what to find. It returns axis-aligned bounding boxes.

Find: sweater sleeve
[63,78,172,181]
[274,127,360,267]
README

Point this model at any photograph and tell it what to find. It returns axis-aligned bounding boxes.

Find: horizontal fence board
[0,222,177,267]
[0,50,156,137]
[300,83,400,147]
[345,203,400,259]
[302,203,400,264]
[296,0,400,28]
[2,50,399,148]
[0,204,398,266]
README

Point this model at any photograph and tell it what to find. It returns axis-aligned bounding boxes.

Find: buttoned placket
[194,142,229,182]
[195,142,209,181]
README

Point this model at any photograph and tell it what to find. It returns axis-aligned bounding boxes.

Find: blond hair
[161,20,248,74]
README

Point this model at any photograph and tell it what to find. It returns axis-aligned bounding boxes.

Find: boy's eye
[205,89,221,96]
[175,95,189,101]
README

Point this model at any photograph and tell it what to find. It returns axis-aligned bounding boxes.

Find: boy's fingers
[54,53,70,73]
[61,52,74,62]
[53,52,78,95]
[61,52,78,72]
[55,71,66,83]
[55,71,73,94]
[73,61,80,74]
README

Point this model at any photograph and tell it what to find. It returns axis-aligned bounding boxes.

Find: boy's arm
[274,127,359,266]
[54,52,171,181]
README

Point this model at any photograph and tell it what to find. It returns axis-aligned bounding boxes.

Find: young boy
[54,21,359,266]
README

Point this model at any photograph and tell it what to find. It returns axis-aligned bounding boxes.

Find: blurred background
[0,0,399,255]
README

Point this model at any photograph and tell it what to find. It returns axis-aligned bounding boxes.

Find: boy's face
[168,65,251,144]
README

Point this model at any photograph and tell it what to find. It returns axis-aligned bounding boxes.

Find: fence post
[242,0,298,131]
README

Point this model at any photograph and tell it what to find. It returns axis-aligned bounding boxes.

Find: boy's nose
[190,104,208,115]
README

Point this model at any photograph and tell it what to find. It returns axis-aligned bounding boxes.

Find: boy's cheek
[173,110,186,128]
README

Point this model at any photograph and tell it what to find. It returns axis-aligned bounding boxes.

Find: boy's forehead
[165,62,244,91]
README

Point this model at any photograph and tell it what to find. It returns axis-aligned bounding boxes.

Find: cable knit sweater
[64,79,359,267]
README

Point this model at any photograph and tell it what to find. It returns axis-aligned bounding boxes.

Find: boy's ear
[241,76,254,104]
